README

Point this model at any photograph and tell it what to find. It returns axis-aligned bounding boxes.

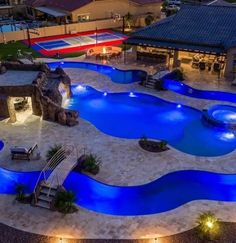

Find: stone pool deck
[0,58,236,239]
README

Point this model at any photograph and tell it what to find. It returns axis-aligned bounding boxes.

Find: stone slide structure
[0,62,78,126]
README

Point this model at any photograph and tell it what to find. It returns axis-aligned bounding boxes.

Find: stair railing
[33,144,74,196]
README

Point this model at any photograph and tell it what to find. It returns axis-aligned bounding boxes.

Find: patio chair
[10,143,38,161]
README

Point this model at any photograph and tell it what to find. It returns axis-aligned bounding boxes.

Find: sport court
[28,30,127,56]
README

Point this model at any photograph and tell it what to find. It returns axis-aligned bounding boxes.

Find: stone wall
[0,62,78,126]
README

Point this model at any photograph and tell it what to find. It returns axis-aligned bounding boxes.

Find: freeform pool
[64,170,236,216]
[65,85,236,156]
[2,167,236,216]
[0,141,4,152]
[163,78,236,103]
[47,61,147,84]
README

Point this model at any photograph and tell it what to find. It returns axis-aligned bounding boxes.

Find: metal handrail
[33,144,74,194]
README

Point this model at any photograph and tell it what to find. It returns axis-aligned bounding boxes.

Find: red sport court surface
[26,29,127,57]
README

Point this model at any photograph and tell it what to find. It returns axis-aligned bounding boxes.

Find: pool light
[177,104,182,109]
[60,61,64,65]
[221,132,235,140]
[129,92,136,97]
[76,85,86,92]
[103,92,108,97]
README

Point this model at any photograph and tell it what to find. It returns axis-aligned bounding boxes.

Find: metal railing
[33,145,87,198]
[33,144,74,194]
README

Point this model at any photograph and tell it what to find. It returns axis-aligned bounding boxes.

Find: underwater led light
[129,92,136,97]
[60,61,64,65]
[103,92,108,97]
[177,104,182,109]
[76,85,86,92]
[220,132,235,141]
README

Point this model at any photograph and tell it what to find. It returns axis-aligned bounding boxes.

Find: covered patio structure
[125,5,236,80]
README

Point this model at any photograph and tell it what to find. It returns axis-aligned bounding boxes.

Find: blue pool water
[66,85,236,156]
[2,167,236,216]
[163,79,236,103]
[0,168,40,194]
[0,141,3,152]
[47,61,147,84]
[207,105,236,125]
[64,170,236,216]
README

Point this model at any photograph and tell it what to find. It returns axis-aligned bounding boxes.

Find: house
[25,0,162,25]
[125,4,236,79]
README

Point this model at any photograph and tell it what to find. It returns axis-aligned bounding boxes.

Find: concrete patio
[0,57,236,239]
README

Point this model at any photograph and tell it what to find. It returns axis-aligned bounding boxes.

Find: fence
[0,18,122,43]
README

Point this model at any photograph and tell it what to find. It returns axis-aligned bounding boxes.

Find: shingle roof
[126,5,236,52]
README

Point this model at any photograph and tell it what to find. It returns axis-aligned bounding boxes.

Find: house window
[78,14,90,22]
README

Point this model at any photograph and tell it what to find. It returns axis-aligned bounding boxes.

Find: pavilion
[125,5,236,79]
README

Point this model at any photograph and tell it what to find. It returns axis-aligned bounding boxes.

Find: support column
[224,48,236,80]
[7,97,16,123]
[173,50,180,68]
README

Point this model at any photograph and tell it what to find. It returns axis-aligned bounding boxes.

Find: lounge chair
[10,143,38,161]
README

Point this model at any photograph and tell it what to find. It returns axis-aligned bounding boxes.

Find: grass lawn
[0,41,41,60]
[0,41,86,60]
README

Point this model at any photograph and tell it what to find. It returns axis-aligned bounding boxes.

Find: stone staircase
[33,145,84,210]
[35,183,57,209]
[144,75,157,89]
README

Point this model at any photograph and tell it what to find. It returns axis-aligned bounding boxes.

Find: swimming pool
[48,62,147,84]
[163,78,236,103]
[64,170,236,216]
[1,167,236,216]
[0,141,4,152]
[66,85,236,156]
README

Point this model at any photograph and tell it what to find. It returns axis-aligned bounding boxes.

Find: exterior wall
[225,48,236,80]
[0,18,122,43]
[71,0,161,23]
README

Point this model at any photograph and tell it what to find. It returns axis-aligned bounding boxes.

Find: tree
[145,15,155,26]
[124,12,133,29]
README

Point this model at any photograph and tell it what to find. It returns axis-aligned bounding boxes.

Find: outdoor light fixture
[206,221,214,229]
[154,237,159,243]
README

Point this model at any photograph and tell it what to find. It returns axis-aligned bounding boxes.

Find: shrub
[82,153,101,175]
[46,144,63,161]
[196,211,219,240]
[145,15,155,26]
[15,184,26,202]
[55,190,78,214]
[172,69,184,81]
[159,140,167,150]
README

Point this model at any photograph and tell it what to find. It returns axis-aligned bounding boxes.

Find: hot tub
[203,104,236,129]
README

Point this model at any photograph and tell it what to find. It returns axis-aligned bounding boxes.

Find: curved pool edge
[63,169,236,216]
[47,61,148,84]
[163,78,236,104]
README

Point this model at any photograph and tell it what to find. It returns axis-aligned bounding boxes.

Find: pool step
[35,185,58,210]
[145,77,156,89]
[35,200,51,209]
